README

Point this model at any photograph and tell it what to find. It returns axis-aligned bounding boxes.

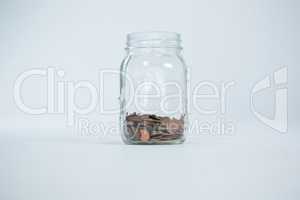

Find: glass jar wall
[120,32,188,144]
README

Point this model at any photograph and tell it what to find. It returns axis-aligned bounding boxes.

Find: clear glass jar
[120,32,188,144]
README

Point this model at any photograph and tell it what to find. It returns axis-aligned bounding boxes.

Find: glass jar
[120,32,188,144]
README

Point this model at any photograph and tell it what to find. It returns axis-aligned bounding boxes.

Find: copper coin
[140,129,150,142]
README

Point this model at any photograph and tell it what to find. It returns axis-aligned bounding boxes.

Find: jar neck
[127,47,181,55]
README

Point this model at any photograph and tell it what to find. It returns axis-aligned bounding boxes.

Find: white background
[0,0,299,199]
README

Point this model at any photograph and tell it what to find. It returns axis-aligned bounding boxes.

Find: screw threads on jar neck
[126,31,182,49]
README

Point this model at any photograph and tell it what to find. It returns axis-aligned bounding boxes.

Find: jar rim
[126,31,182,48]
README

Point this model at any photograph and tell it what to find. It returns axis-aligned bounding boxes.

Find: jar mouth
[127,31,182,49]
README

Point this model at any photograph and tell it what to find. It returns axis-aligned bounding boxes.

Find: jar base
[123,112,185,145]
[122,137,185,145]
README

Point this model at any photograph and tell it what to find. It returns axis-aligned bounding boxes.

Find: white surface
[1,124,299,200]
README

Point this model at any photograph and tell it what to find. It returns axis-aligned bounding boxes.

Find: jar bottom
[123,136,185,145]
[123,112,185,145]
